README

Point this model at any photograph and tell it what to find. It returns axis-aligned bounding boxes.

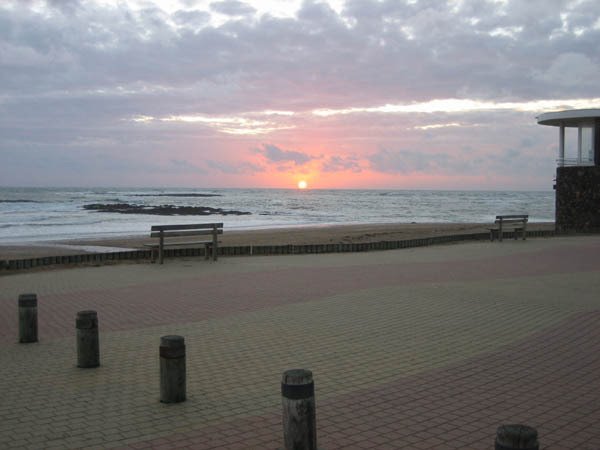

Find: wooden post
[159,230,165,264]
[76,310,99,368]
[18,293,38,343]
[495,424,539,450]
[212,224,218,261]
[281,369,317,450]
[160,335,186,403]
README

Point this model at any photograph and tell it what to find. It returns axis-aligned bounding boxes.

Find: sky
[1,0,599,190]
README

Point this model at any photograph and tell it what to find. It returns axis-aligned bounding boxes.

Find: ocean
[0,187,555,244]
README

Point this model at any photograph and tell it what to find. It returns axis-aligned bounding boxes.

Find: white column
[559,125,565,165]
[577,126,583,164]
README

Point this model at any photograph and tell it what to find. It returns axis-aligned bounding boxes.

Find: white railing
[557,157,595,167]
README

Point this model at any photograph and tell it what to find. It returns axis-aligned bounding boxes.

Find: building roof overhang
[537,109,600,127]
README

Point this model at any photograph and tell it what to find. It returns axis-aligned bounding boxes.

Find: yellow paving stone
[1,237,600,448]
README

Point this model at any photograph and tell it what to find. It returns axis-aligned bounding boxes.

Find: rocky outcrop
[83,203,251,216]
[132,193,221,197]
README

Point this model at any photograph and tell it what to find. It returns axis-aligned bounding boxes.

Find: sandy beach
[0,222,555,260]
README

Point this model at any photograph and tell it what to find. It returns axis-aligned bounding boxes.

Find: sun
[297,180,308,189]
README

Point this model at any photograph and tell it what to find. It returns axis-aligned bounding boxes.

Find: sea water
[0,187,555,244]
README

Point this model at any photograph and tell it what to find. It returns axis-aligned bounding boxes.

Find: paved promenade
[1,236,599,449]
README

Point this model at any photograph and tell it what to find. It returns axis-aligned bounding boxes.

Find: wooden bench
[489,215,528,241]
[145,223,223,264]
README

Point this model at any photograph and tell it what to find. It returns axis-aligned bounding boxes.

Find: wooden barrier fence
[1,230,557,272]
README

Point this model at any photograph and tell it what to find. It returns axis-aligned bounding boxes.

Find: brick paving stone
[1,237,599,449]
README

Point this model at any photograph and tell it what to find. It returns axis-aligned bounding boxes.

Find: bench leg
[212,234,218,261]
[512,228,525,240]
[159,234,165,264]
[202,243,219,261]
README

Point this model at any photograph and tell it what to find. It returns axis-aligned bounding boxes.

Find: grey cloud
[206,160,264,174]
[537,52,599,87]
[2,0,599,110]
[368,137,554,179]
[210,1,256,16]
[173,10,211,28]
[1,145,167,175]
[169,159,208,174]
[0,0,597,188]
[368,146,488,176]
[369,149,437,174]
[181,0,203,7]
[46,0,82,15]
[486,144,554,175]
[322,155,362,173]
[520,138,534,148]
[297,0,341,27]
[258,144,314,166]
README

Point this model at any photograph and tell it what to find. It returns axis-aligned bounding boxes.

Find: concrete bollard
[495,424,539,450]
[281,369,317,450]
[76,310,100,368]
[160,335,186,403]
[18,293,38,343]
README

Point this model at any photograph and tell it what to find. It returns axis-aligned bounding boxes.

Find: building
[537,109,600,232]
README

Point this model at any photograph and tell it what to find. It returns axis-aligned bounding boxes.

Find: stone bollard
[281,369,317,450]
[495,424,539,450]
[18,293,38,343]
[76,310,100,368]
[160,335,186,403]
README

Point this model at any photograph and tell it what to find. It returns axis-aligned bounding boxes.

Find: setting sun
[297,180,308,189]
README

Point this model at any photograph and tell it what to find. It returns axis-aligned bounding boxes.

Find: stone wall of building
[556,166,600,232]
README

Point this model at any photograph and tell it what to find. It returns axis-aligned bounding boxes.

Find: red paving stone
[2,240,599,342]
[115,310,600,449]
[1,238,600,449]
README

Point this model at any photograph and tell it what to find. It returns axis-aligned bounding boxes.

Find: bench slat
[144,240,219,248]
[491,214,528,242]
[495,219,527,225]
[151,223,223,232]
[149,222,223,264]
[495,215,528,220]
[150,229,223,238]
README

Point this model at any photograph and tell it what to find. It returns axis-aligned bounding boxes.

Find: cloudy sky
[1,0,599,190]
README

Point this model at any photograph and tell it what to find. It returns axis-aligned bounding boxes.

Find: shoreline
[0,222,556,260]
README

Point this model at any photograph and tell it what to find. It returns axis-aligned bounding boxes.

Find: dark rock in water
[83,203,251,216]
[132,193,222,197]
